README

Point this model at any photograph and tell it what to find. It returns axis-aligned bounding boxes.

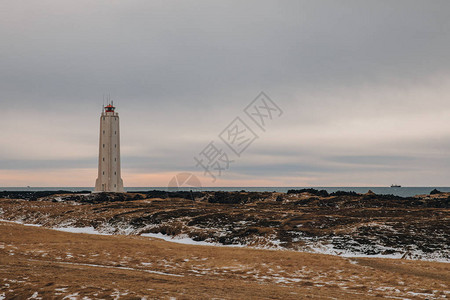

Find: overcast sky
[2,1,450,187]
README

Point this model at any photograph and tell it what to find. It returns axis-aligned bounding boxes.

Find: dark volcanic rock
[430,188,442,195]
[287,189,329,197]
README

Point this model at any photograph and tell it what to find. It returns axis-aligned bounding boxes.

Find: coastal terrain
[0,189,449,299]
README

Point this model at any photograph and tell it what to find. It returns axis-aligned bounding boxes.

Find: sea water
[1,187,449,197]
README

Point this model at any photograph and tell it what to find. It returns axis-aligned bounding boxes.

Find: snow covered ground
[1,219,448,263]
[141,232,245,247]
[53,226,107,235]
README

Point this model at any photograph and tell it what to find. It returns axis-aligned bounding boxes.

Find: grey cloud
[0,159,96,170]
[326,155,417,166]
[2,1,450,104]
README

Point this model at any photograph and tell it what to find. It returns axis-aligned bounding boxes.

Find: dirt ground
[0,221,449,299]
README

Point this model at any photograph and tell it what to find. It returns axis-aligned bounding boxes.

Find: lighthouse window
[115,144,116,148]
[115,131,117,135]
[103,130,105,134]
[102,157,104,161]
[103,144,105,148]
[114,184,116,187]
[114,171,116,175]
[115,158,116,162]
[102,171,104,175]
[103,117,105,121]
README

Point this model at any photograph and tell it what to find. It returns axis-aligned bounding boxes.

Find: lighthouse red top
[104,104,115,112]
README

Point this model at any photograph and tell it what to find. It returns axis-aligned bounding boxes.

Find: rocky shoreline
[0,189,449,261]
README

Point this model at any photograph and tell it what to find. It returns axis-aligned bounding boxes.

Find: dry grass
[1,221,449,299]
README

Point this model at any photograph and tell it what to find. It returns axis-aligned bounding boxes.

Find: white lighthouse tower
[94,102,124,193]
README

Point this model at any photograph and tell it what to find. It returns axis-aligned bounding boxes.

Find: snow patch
[29,291,42,299]
[53,226,105,235]
[63,292,79,300]
[0,219,41,227]
[141,232,244,248]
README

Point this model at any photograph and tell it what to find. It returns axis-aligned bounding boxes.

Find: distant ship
[390,184,401,188]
